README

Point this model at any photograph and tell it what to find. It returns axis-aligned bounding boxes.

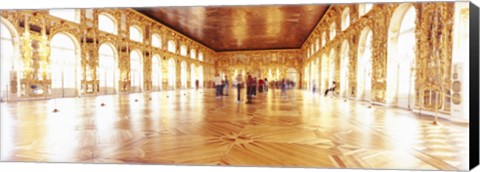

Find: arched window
[321,54,329,92]
[50,33,80,97]
[1,19,17,100]
[340,40,349,97]
[190,64,196,89]
[386,4,416,108]
[168,59,176,89]
[286,68,297,89]
[129,25,143,43]
[98,13,117,35]
[198,52,204,61]
[330,23,336,40]
[180,45,187,56]
[130,50,143,92]
[365,4,373,13]
[341,8,351,31]
[198,66,204,88]
[98,43,117,95]
[357,27,373,101]
[152,55,162,91]
[451,2,469,118]
[168,40,176,53]
[190,49,196,59]
[49,9,80,23]
[315,38,320,52]
[152,33,161,48]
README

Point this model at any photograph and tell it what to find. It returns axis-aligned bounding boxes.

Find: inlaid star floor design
[0,89,470,170]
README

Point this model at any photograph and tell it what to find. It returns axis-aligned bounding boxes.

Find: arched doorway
[387,4,416,109]
[50,32,80,98]
[98,43,117,95]
[357,27,373,101]
[329,49,336,89]
[1,19,18,101]
[198,65,204,88]
[340,40,349,97]
[190,64,196,89]
[168,58,176,90]
[286,68,297,89]
[130,50,143,93]
[152,54,162,92]
[180,61,187,89]
[321,54,329,92]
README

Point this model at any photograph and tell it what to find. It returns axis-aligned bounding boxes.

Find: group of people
[213,72,338,102]
[214,74,230,98]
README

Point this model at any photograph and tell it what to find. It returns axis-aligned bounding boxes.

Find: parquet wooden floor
[0,89,469,170]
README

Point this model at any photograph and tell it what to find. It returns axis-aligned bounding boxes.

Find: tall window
[180,45,187,56]
[386,4,416,109]
[168,59,176,89]
[49,9,80,23]
[198,66,204,88]
[51,33,79,97]
[315,38,320,52]
[357,28,373,101]
[152,55,162,91]
[98,43,117,94]
[152,33,161,48]
[1,20,15,99]
[199,52,204,61]
[168,40,176,53]
[190,49,196,59]
[180,61,187,89]
[129,25,143,43]
[190,64,196,88]
[98,13,117,35]
[359,4,373,16]
[342,8,351,31]
[130,50,143,92]
[340,41,349,97]
[330,23,336,40]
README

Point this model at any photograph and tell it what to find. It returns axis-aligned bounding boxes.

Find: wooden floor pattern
[0,89,470,170]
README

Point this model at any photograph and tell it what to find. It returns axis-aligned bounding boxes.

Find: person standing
[252,77,257,97]
[224,76,229,96]
[246,74,254,103]
[214,74,222,98]
[195,79,199,91]
[264,78,268,92]
[281,79,287,98]
[258,78,264,93]
[236,74,243,103]
[324,81,337,97]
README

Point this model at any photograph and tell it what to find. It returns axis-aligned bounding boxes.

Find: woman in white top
[236,74,243,103]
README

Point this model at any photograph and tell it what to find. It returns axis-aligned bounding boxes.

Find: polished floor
[0,88,469,170]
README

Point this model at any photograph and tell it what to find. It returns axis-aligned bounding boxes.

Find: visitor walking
[264,78,268,92]
[214,74,222,98]
[236,74,243,103]
[224,76,229,96]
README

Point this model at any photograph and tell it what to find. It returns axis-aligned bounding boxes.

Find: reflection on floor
[0,89,469,170]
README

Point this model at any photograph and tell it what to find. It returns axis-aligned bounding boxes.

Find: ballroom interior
[0,2,472,171]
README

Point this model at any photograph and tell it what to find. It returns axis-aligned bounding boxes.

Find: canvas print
[0,1,475,171]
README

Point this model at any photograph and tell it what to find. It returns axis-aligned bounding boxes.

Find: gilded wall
[1,8,216,98]
[300,2,455,113]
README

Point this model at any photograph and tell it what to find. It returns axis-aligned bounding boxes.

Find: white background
[0,0,478,172]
